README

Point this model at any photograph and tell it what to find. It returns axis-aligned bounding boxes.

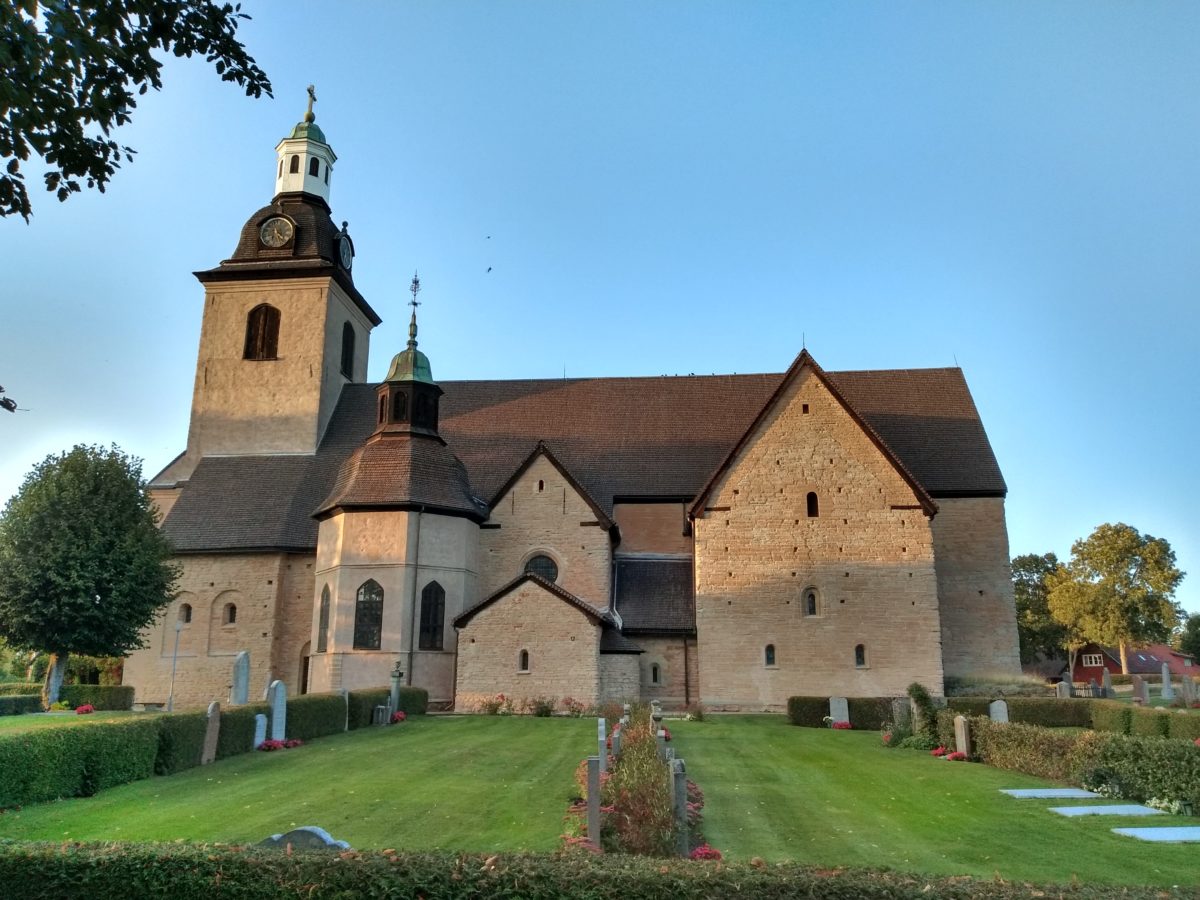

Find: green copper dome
[384,309,434,383]
[287,119,327,144]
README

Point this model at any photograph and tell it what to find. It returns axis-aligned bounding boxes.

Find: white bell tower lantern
[274,85,337,204]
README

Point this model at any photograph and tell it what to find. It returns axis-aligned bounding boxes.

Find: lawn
[0,716,591,851]
[675,715,1199,886]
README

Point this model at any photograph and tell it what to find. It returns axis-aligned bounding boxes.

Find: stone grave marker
[953,715,971,755]
[1131,675,1149,705]
[230,651,250,705]
[1055,680,1073,699]
[1180,675,1195,706]
[890,696,911,728]
[1161,663,1174,701]
[671,759,688,857]
[1087,678,1099,698]
[587,756,602,851]
[257,826,350,851]
[597,718,607,773]
[253,713,268,749]
[1102,669,1113,698]
[829,696,849,725]
[988,699,1009,723]
[201,700,221,765]
[268,679,287,741]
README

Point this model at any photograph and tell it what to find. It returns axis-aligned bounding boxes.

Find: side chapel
[123,97,1021,711]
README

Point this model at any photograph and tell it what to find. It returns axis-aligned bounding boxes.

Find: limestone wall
[932,497,1021,677]
[599,654,641,703]
[455,580,601,710]
[634,636,699,707]
[480,455,611,605]
[613,503,690,555]
[694,366,944,707]
[275,554,317,691]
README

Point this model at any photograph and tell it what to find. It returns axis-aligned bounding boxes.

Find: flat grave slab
[1113,827,1200,843]
[1049,805,1164,817]
[1000,789,1100,799]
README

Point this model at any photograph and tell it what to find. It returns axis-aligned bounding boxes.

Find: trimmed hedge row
[970,718,1080,782]
[947,697,1093,728]
[0,682,41,697]
[0,718,159,808]
[60,685,134,711]
[786,696,829,727]
[286,692,347,741]
[0,845,1182,900]
[154,711,208,775]
[1090,701,1131,735]
[845,697,893,730]
[0,695,42,716]
[216,703,271,760]
[345,686,429,728]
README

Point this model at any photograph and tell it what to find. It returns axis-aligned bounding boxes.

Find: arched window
[222,603,237,625]
[340,322,355,378]
[855,644,867,668]
[419,581,445,651]
[650,663,661,685]
[353,579,384,650]
[392,391,407,422]
[289,154,300,174]
[378,395,387,424]
[805,589,819,617]
[324,165,330,184]
[524,554,558,583]
[243,304,280,360]
[518,649,530,672]
[309,157,320,177]
[316,585,330,653]
[806,492,819,517]
[537,479,544,492]
[765,644,776,666]
[277,159,283,178]
[178,603,192,624]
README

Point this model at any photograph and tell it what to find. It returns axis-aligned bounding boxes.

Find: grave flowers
[831,721,852,730]
[390,711,407,724]
[945,751,967,761]
[258,738,303,752]
[931,746,947,757]
[689,843,722,860]
[75,704,95,715]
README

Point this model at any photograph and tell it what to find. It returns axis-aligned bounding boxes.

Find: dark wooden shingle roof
[614,559,696,634]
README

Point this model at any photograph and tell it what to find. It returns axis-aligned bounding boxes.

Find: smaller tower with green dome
[375,273,444,435]
[274,85,337,206]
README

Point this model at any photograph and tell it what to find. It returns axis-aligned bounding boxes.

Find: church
[123,97,1021,711]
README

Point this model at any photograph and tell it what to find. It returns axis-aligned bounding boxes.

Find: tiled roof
[600,626,644,654]
[453,573,609,629]
[614,558,695,634]
[161,365,1006,552]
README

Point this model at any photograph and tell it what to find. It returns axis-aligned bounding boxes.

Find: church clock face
[259,216,294,248]
[338,235,353,269]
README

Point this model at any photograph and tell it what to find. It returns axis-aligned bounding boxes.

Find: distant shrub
[522,696,556,717]
[395,686,428,716]
[971,717,1080,781]
[347,688,390,729]
[907,683,938,738]
[946,697,990,718]
[1168,712,1200,742]
[286,692,346,741]
[0,695,42,716]
[154,711,208,775]
[1129,706,1171,738]
[845,697,892,731]
[1007,698,1093,728]
[786,696,826,728]
[0,683,41,697]
[215,702,270,760]
[1090,701,1132,735]
[944,673,1052,697]
[60,685,133,711]
[1072,730,1200,809]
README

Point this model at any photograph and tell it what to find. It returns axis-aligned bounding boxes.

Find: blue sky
[2,2,1197,613]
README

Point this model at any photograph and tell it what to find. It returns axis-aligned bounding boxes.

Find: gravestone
[829,696,849,724]
[1131,675,1150,705]
[257,826,350,851]
[988,699,1009,723]
[587,756,602,851]
[230,651,250,705]
[1161,663,1174,701]
[253,713,268,749]
[890,696,911,728]
[671,758,688,857]
[268,680,287,741]
[597,718,607,773]
[953,715,971,755]
[1180,676,1195,706]
[611,728,622,758]
[201,701,221,765]
[1088,678,1100,699]
[1102,668,1113,698]
[1055,681,1073,699]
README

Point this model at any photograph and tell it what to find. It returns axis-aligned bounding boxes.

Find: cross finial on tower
[408,271,421,347]
[305,84,317,123]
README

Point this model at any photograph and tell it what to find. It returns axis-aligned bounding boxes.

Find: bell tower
[167,88,381,484]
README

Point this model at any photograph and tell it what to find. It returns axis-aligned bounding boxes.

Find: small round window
[524,554,559,583]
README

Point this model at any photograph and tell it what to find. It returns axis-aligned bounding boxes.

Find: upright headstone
[988,699,1009,723]
[1055,681,1073,699]
[1088,678,1100,699]
[253,713,268,749]
[890,697,911,729]
[953,714,971,756]
[1180,676,1196,707]
[587,756,602,852]
[829,696,850,724]
[1130,675,1148,704]
[230,651,250,705]
[1161,663,1175,701]
[597,718,607,773]
[257,826,350,851]
[656,728,667,760]
[201,700,221,765]
[611,728,622,758]
[1102,668,1113,699]
[268,679,287,741]
[672,758,689,857]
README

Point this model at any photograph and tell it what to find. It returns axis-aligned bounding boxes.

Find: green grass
[0,716,590,851]
[0,711,155,733]
[676,715,1199,886]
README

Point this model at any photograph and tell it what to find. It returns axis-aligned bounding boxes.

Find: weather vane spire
[305,84,317,123]
[408,271,421,347]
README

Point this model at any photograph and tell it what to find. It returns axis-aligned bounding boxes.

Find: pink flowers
[258,738,303,752]
[931,746,947,757]
[75,704,95,715]
[831,721,852,730]
[945,751,967,761]
[690,843,722,860]
[391,711,407,724]
[662,727,672,742]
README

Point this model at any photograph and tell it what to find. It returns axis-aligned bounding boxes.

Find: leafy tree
[1011,552,1065,664]
[1,0,272,221]
[1047,523,1184,674]
[0,445,177,704]
[1176,613,1200,661]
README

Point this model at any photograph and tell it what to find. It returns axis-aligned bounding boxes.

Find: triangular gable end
[487,440,616,532]
[453,572,610,629]
[688,349,937,519]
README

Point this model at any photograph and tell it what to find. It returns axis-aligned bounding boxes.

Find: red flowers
[690,843,722,860]
[75,704,95,715]
[931,746,947,757]
[661,727,672,742]
[945,751,967,761]
[390,711,407,724]
[831,721,852,730]
[258,738,303,751]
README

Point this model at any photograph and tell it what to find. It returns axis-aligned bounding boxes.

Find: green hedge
[154,712,208,775]
[396,686,429,716]
[0,682,41,697]
[0,695,42,716]
[1168,713,1200,742]
[935,709,956,749]
[946,697,990,718]
[216,703,270,760]
[347,688,390,729]
[785,696,828,727]
[845,697,893,731]
[1006,698,1093,728]
[286,692,346,741]
[0,718,158,808]
[971,717,1080,782]
[0,845,1181,900]
[1130,706,1171,738]
[1072,731,1200,809]
[1090,701,1132,735]
[60,685,134,711]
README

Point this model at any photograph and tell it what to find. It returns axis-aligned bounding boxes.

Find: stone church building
[123,102,1021,711]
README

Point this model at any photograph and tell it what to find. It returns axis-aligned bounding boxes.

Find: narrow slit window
[289,154,300,174]
[855,644,867,668]
[651,663,661,685]
[806,492,819,518]
[178,603,192,624]
[340,321,355,378]
[419,581,445,651]
[519,649,530,672]
[805,590,818,617]
[309,157,320,177]
[765,644,776,667]
[317,585,330,653]
[223,603,237,625]
[392,391,407,422]
[243,304,280,360]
